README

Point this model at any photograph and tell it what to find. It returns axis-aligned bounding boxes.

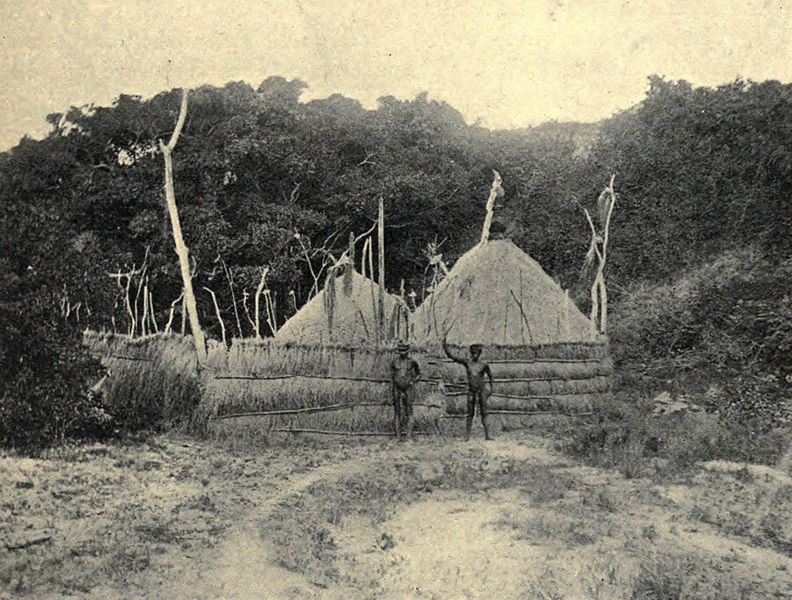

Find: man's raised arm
[443,336,466,364]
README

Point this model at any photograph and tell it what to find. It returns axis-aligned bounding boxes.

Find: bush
[610,249,792,400]
[566,396,791,475]
[0,298,110,450]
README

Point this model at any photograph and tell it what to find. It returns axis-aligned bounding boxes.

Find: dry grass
[83,332,205,430]
[254,437,792,599]
[0,436,256,597]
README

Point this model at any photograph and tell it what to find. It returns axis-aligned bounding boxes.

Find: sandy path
[152,438,558,600]
[90,436,792,599]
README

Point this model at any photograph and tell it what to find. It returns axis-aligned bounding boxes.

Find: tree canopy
[2,75,791,341]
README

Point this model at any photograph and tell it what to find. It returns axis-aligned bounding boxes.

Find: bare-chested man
[443,337,494,441]
[390,342,421,440]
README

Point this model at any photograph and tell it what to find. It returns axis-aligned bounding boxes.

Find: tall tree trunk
[159,89,206,362]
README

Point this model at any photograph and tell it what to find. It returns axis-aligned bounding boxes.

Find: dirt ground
[3,431,792,599]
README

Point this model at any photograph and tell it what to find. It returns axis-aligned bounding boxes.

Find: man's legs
[479,392,492,441]
[404,387,415,439]
[393,389,403,439]
[465,393,475,441]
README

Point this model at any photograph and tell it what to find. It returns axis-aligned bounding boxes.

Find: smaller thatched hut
[276,270,404,345]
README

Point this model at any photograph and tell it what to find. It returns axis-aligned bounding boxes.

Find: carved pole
[378,197,385,342]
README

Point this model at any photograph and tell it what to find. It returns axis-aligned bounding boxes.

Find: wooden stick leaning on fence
[159,88,206,362]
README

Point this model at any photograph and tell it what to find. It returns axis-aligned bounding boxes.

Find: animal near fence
[84,332,612,438]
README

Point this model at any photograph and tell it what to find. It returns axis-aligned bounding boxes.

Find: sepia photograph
[1,1,791,598]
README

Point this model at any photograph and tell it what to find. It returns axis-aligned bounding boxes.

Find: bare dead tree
[148,287,159,333]
[141,278,149,336]
[164,292,183,333]
[583,175,617,336]
[357,150,377,167]
[254,267,269,339]
[203,286,226,346]
[263,289,278,336]
[159,89,206,362]
[377,197,386,341]
[479,170,504,245]
[242,289,256,335]
[218,256,242,339]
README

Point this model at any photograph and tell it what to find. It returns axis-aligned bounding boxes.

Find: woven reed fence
[84,333,611,437]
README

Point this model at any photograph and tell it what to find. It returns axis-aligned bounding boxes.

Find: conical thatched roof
[276,270,402,345]
[414,239,592,346]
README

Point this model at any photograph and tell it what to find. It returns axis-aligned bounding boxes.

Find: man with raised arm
[390,342,421,440]
[443,336,494,441]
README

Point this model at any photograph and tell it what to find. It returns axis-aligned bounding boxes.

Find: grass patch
[259,447,569,587]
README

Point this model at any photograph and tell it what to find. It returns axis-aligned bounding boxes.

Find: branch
[164,89,189,152]
[357,150,377,167]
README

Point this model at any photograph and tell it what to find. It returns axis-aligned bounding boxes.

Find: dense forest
[2,74,792,446]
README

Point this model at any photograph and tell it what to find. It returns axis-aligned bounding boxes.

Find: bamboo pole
[378,197,386,342]
[160,89,206,362]
[254,267,268,340]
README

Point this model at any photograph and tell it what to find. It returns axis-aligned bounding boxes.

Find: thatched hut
[199,269,441,438]
[413,239,611,417]
[276,270,404,345]
[414,239,591,345]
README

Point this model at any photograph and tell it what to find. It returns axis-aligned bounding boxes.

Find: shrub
[610,249,792,397]
[565,396,791,475]
[0,297,110,450]
[83,333,203,433]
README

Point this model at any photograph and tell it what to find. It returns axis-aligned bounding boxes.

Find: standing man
[443,337,494,441]
[390,342,421,440]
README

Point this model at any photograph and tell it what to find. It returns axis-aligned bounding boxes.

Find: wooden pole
[377,197,386,342]
[159,89,206,362]
[599,175,617,335]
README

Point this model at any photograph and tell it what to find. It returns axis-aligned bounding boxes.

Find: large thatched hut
[413,239,611,417]
[414,239,591,345]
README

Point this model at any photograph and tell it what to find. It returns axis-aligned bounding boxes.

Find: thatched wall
[200,339,611,429]
[84,332,611,437]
